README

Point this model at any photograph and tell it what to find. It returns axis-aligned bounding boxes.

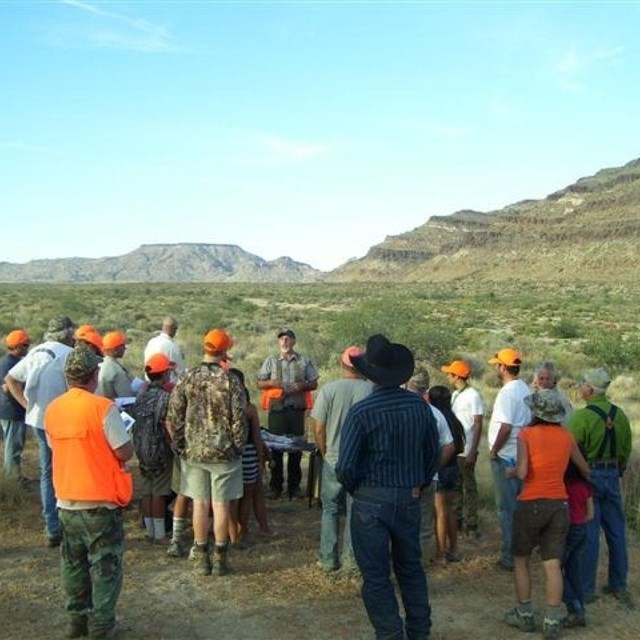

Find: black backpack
[132,384,173,476]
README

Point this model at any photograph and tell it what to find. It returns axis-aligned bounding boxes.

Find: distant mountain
[0,243,322,283]
[328,157,640,283]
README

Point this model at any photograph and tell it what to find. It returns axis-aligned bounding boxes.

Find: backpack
[131,384,173,476]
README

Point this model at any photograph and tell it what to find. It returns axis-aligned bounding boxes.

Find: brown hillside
[328,158,640,283]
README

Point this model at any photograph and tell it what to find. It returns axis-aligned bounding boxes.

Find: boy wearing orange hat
[97,331,133,399]
[441,359,485,539]
[1,330,31,476]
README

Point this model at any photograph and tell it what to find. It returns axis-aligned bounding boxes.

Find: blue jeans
[351,486,430,640]
[33,427,60,538]
[563,523,587,614]
[583,467,628,596]
[490,458,521,567]
[1,418,27,475]
[319,462,355,570]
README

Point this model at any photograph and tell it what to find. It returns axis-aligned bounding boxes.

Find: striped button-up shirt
[336,386,439,494]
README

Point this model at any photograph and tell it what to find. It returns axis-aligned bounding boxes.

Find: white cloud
[552,45,623,91]
[228,130,335,166]
[57,0,179,52]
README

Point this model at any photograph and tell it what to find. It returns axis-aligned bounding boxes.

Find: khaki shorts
[181,458,243,502]
[171,456,187,495]
[139,462,173,496]
[512,499,569,560]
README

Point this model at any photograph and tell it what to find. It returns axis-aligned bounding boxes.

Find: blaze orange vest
[45,388,133,506]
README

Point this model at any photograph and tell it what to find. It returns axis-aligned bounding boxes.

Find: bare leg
[172,494,190,518]
[434,492,447,561]
[514,555,532,602]
[252,481,271,534]
[238,485,255,539]
[192,499,212,544]
[213,500,231,545]
[150,495,165,518]
[542,558,564,606]
[228,499,240,543]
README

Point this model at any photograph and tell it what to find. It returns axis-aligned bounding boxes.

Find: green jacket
[567,394,632,467]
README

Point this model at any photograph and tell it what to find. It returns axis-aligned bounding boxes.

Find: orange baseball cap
[441,360,471,378]
[203,329,233,353]
[341,346,364,367]
[145,353,174,375]
[103,331,127,350]
[5,329,30,349]
[488,348,522,367]
[74,325,104,356]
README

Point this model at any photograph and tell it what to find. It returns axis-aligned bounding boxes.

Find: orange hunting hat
[5,329,30,349]
[488,348,522,367]
[103,331,127,350]
[341,346,364,367]
[145,353,174,375]
[74,325,104,356]
[441,360,471,378]
[203,329,233,353]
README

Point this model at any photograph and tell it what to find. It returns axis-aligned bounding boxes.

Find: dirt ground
[1,439,639,640]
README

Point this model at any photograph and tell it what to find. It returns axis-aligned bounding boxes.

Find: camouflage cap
[578,367,611,390]
[47,315,76,334]
[524,388,567,424]
[65,348,101,383]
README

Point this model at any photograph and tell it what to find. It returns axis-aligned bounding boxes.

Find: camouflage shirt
[167,362,247,463]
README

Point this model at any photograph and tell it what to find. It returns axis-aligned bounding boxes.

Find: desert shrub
[548,317,583,339]
[583,331,640,372]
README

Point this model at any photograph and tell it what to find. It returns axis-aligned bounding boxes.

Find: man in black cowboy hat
[337,334,440,640]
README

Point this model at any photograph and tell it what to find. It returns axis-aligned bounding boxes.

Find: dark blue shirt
[0,353,26,421]
[336,386,439,494]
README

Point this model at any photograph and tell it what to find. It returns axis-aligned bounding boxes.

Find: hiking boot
[542,618,561,639]
[561,612,586,628]
[505,607,536,633]
[167,540,184,558]
[47,533,62,548]
[192,545,212,576]
[212,549,231,576]
[66,616,88,638]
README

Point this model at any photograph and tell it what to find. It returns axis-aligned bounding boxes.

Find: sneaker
[167,540,184,557]
[47,534,62,548]
[505,607,536,633]
[561,612,586,628]
[542,618,561,639]
[494,559,514,572]
[604,587,635,610]
[446,550,462,562]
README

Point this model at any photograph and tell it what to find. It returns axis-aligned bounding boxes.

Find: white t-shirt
[451,386,484,457]
[487,378,532,462]
[430,404,453,482]
[144,332,185,381]
[8,341,73,429]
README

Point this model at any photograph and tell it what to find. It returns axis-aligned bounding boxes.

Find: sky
[2,1,640,272]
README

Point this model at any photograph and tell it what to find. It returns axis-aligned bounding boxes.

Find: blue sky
[2,1,639,271]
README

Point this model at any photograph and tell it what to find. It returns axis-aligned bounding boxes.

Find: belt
[591,461,618,470]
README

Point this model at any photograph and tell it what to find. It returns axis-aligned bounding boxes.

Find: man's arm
[314,419,327,458]
[439,442,456,469]
[465,415,483,465]
[114,441,134,462]
[4,375,27,410]
[489,423,513,460]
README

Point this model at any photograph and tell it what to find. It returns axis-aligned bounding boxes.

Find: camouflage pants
[59,508,125,635]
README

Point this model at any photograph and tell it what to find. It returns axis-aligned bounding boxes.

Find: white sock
[153,518,166,540]
[144,517,154,538]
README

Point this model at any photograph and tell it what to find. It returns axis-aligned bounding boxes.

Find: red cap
[5,329,30,349]
[145,353,174,375]
[203,329,233,353]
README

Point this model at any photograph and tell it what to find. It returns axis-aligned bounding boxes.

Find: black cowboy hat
[350,334,415,387]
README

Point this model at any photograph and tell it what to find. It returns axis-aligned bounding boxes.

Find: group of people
[0,317,636,640]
